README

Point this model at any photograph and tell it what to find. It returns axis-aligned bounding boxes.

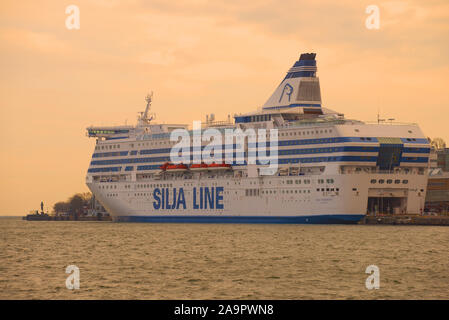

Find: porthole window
[379,179,385,184]
[403,180,409,184]
[370,179,376,184]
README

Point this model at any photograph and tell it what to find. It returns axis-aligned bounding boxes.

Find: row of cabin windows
[131,141,177,148]
[103,185,330,195]
[96,140,177,152]
[316,188,340,192]
[100,185,117,189]
[370,179,408,184]
[284,179,312,184]
[279,147,342,155]
[248,189,334,195]
[317,179,335,184]
[102,178,330,190]
[250,115,272,122]
[101,179,316,187]
[258,189,312,195]
[96,144,121,150]
[245,189,260,196]
[103,187,331,195]
[95,128,336,151]
[95,132,428,154]
[95,145,357,159]
[280,129,332,137]
[135,183,173,189]
[276,189,312,194]
[102,183,175,189]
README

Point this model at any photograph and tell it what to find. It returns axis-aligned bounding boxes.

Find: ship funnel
[262,53,322,113]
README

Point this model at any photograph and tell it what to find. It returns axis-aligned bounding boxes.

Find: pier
[359,214,449,226]
[23,214,112,221]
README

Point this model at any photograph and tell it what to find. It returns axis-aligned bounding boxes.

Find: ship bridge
[86,125,133,139]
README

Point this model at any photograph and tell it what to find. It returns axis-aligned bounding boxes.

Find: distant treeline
[53,192,92,215]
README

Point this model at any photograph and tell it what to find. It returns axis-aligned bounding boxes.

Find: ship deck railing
[284,119,418,128]
[203,120,234,127]
[364,121,418,126]
[340,168,426,175]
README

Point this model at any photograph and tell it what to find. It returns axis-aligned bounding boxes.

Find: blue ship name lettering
[152,187,223,210]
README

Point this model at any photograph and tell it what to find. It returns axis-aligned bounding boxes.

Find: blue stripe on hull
[115,214,364,224]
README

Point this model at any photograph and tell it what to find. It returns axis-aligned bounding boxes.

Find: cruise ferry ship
[85,53,430,223]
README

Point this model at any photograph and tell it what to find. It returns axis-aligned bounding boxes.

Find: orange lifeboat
[189,162,209,171]
[166,163,188,172]
[207,162,232,170]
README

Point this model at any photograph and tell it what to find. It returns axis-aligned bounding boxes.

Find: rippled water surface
[0,217,448,299]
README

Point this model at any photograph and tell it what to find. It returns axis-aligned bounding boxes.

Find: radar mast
[138,92,155,126]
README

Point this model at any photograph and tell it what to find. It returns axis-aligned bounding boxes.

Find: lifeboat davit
[189,162,209,171]
[207,162,232,170]
[166,163,188,172]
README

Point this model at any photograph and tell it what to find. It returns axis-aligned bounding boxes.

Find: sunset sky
[1,0,448,215]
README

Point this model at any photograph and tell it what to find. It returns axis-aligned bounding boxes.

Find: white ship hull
[87,168,428,224]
